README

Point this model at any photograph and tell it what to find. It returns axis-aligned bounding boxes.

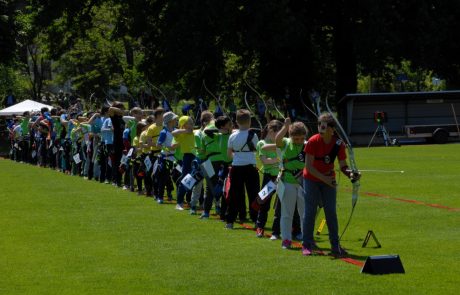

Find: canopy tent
[0,100,53,116]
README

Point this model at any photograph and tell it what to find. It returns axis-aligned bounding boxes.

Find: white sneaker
[270,234,280,240]
[175,204,184,211]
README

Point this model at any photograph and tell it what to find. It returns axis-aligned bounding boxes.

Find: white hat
[163,111,178,125]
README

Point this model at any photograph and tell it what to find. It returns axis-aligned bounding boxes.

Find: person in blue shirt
[90,110,104,181]
[156,111,178,204]
[101,115,114,184]
[4,89,16,107]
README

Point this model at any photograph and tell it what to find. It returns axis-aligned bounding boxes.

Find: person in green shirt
[275,117,309,249]
[70,120,85,176]
[254,120,283,237]
[214,116,234,221]
[19,111,31,163]
[201,115,233,219]
[189,111,214,215]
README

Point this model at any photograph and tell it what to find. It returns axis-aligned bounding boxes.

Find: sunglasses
[317,122,334,128]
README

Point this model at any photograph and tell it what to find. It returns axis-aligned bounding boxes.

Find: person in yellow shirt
[172,116,195,210]
[139,116,155,196]
[144,108,165,198]
[132,121,146,194]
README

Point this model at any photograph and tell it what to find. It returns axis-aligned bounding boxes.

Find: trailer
[404,124,460,144]
[338,91,460,145]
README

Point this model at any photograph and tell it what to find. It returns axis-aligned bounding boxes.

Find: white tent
[0,100,54,116]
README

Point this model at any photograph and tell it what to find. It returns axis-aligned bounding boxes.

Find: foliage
[0,0,19,64]
[2,1,460,107]
[0,63,30,102]
[357,60,447,93]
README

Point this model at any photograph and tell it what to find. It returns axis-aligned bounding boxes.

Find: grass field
[1,144,459,294]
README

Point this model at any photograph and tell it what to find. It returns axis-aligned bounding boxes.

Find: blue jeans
[176,153,195,205]
[302,179,339,248]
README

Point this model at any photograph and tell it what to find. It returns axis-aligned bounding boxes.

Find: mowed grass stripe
[1,143,459,294]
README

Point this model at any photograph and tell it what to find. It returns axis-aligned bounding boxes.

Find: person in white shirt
[225,109,260,229]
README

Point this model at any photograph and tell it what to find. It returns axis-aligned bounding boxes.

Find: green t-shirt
[20,118,29,136]
[173,137,183,161]
[70,124,82,142]
[257,139,279,176]
[194,129,206,160]
[53,118,62,137]
[280,137,305,183]
[219,133,232,163]
[202,125,223,162]
[127,119,137,145]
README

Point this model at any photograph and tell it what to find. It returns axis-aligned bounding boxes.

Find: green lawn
[1,144,459,294]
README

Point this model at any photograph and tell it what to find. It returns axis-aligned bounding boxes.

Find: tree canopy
[1,0,459,105]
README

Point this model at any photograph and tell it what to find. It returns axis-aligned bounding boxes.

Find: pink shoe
[301,246,312,256]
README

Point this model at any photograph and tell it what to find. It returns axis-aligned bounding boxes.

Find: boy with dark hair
[189,111,214,215]
[200,115,232,218]
[107,102,126,187]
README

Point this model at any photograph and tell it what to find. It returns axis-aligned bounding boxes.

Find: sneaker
[190,207,197,215]
[301,246,313,256]
[270,234,280,241]
[281,239,292,249]
[331,245,348,257]
[225,223,234,229]
[215,206,221,215]
[157,199,164,204]
[294,233,303,240]
[175,204,184,211]
[199,212,210,219]
[256,228,264,238]
[122,185,129,190]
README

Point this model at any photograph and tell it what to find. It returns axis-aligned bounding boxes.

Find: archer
[301,113,360,257]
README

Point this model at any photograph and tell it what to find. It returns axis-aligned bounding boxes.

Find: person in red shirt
[301,113,360,257]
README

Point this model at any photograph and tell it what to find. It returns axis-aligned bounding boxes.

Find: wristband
[341,165,351,177]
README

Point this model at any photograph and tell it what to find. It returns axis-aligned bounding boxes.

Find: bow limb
[310,90,322,115]
[325,96,360,241]
[145,79,168,102]
[245,79,274,123]
[88,92,96,108]
[243,91,263,131]
[102,90,114,107]
[202,80,228,118]
[272,99,286,120]
[244,79,268,112]
[300,89,318,119]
